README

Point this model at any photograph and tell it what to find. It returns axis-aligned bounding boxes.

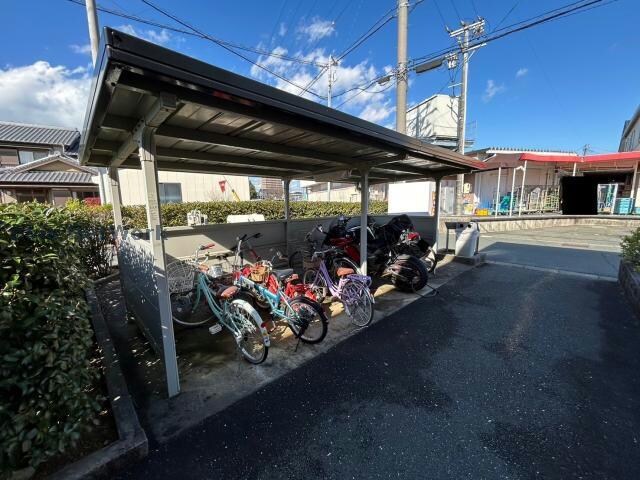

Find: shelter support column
[138,126,180,398]
[519,160,527,216]
[631,161,639,211]
[283,179,291,254]
[107,166,123,231]
[432,176,442,251]
[495,167,502,217]
[359,167,369,275]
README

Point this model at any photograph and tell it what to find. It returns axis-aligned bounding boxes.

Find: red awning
[520,151,640,164]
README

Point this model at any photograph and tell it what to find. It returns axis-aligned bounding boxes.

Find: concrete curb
[48,287,148,479]
[618,260,640,319]
[485,259,618,282]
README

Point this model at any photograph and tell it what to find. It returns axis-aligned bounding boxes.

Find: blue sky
[1,0,637,154]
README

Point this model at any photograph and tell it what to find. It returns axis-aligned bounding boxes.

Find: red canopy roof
[520,151,640,164]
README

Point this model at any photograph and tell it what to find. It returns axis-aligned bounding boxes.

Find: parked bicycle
[166,243,270,364]
[303,247,375,327]
[233,234,329,344]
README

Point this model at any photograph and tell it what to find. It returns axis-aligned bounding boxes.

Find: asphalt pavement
[118,263,640,480]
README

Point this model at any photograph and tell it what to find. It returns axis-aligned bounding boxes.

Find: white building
[406,94,461,148]
[620,105,640,152]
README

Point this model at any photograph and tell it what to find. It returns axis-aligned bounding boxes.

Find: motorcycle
[310,215,430,293]
[387,214,438,273]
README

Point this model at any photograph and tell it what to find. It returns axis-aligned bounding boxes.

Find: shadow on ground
[115,264,640,480]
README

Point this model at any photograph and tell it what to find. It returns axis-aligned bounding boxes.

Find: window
[0,148,19,167]
[18,149,49,164]
[159,183,182,204]
[16,189,47,203]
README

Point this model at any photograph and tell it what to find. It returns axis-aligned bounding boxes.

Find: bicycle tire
[230,298,269,364]
[303,268,328,303]
[171,292,213,327]
[342,280,374,327]
[288,296,328,344]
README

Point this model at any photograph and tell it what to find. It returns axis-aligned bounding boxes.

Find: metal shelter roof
[80,28,482,184]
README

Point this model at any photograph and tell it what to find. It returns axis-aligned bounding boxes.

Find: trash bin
[455,222,480,257]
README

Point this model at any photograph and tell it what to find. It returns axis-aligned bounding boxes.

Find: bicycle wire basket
[249,263,271,283]
[166,259,198,294]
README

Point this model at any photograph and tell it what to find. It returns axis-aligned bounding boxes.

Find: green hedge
[0,203,102,472]
[119,200,388,228]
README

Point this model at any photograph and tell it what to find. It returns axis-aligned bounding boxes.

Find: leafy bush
[621,227,640,270]
[0,203,101,472]
[65,200,114,279]
[119,200,388,229]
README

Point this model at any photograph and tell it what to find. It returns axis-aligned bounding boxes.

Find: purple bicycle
[303,248,375,327]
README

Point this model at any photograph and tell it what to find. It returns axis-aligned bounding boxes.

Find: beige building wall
[113,169,250,205]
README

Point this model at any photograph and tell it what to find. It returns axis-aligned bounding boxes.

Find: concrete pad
[97,257,473,443]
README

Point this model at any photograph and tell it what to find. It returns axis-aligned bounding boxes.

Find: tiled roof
[0,121,80,148]
[0,153,98,186]
[0,170,95,185]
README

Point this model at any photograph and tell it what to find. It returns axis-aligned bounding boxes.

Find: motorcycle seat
[336,267,355,277]
[216,285,238,299]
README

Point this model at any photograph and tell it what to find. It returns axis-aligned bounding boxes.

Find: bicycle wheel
[230,299,269,364]
[303,268,328,303]
[288,297,328,344]
[170,291,213,327]
[342,280,374,327]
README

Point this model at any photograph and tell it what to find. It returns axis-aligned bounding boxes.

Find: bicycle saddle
[215,285,239,299]
[336,267,355,277]
[273,268,294,281]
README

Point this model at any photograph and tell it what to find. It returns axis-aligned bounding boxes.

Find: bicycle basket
[249,263,270,283]
[167,259,196,293]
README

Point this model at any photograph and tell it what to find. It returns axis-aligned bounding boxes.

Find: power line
[335,0,617,108]
[65,0,325,67]
[137,0,326,99]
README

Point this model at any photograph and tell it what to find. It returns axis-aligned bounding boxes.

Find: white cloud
[298,17,336,42]
[359,102,395,123]
[0,61,91,128]
[117,24,173,46]
[70,43,92,56]
[516,67,529,78]
[482,79,505,102]
[278,23,287,37]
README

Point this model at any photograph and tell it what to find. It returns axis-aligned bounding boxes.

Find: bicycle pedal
[208,323,223,335]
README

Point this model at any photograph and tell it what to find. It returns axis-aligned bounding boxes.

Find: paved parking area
[117,263,640,480]
[475,225,633,278]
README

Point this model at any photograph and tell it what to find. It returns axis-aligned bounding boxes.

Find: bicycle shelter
[79,28,481,397]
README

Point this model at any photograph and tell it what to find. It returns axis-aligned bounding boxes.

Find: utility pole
[396,0,409,133]
[326,56,338,200]
[450,18,485,215]
[85,0,100,65]
[84,0,108,205]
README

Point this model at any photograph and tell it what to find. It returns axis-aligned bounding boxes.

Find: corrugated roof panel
[0,121,80,148]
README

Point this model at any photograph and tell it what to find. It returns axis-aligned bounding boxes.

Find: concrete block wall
[440,215,640,233]
[619,260,640,319]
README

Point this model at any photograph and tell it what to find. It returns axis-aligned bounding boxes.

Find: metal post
[327,182,332,202]
[495,167,502,217]
[509,168,516,217]
[432,177,442,251]
[519,160,527,216]
[572,162,577,176]
[107,167,123,229]
[359,169,370,275]
[631,161,638,205]
[395,0,409,134]
[138,127,180,398]
[283,179,291,220]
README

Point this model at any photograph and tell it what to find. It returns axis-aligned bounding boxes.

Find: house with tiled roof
[0,121,101,204]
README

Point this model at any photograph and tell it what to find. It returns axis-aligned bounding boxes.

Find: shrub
[119,200,388,229]
[0,203,101,472]
[621,227,640,270]
[65,200,114,279]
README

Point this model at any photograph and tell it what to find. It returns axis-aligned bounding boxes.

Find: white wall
[110,169,250,205]
[406,95,458,140]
